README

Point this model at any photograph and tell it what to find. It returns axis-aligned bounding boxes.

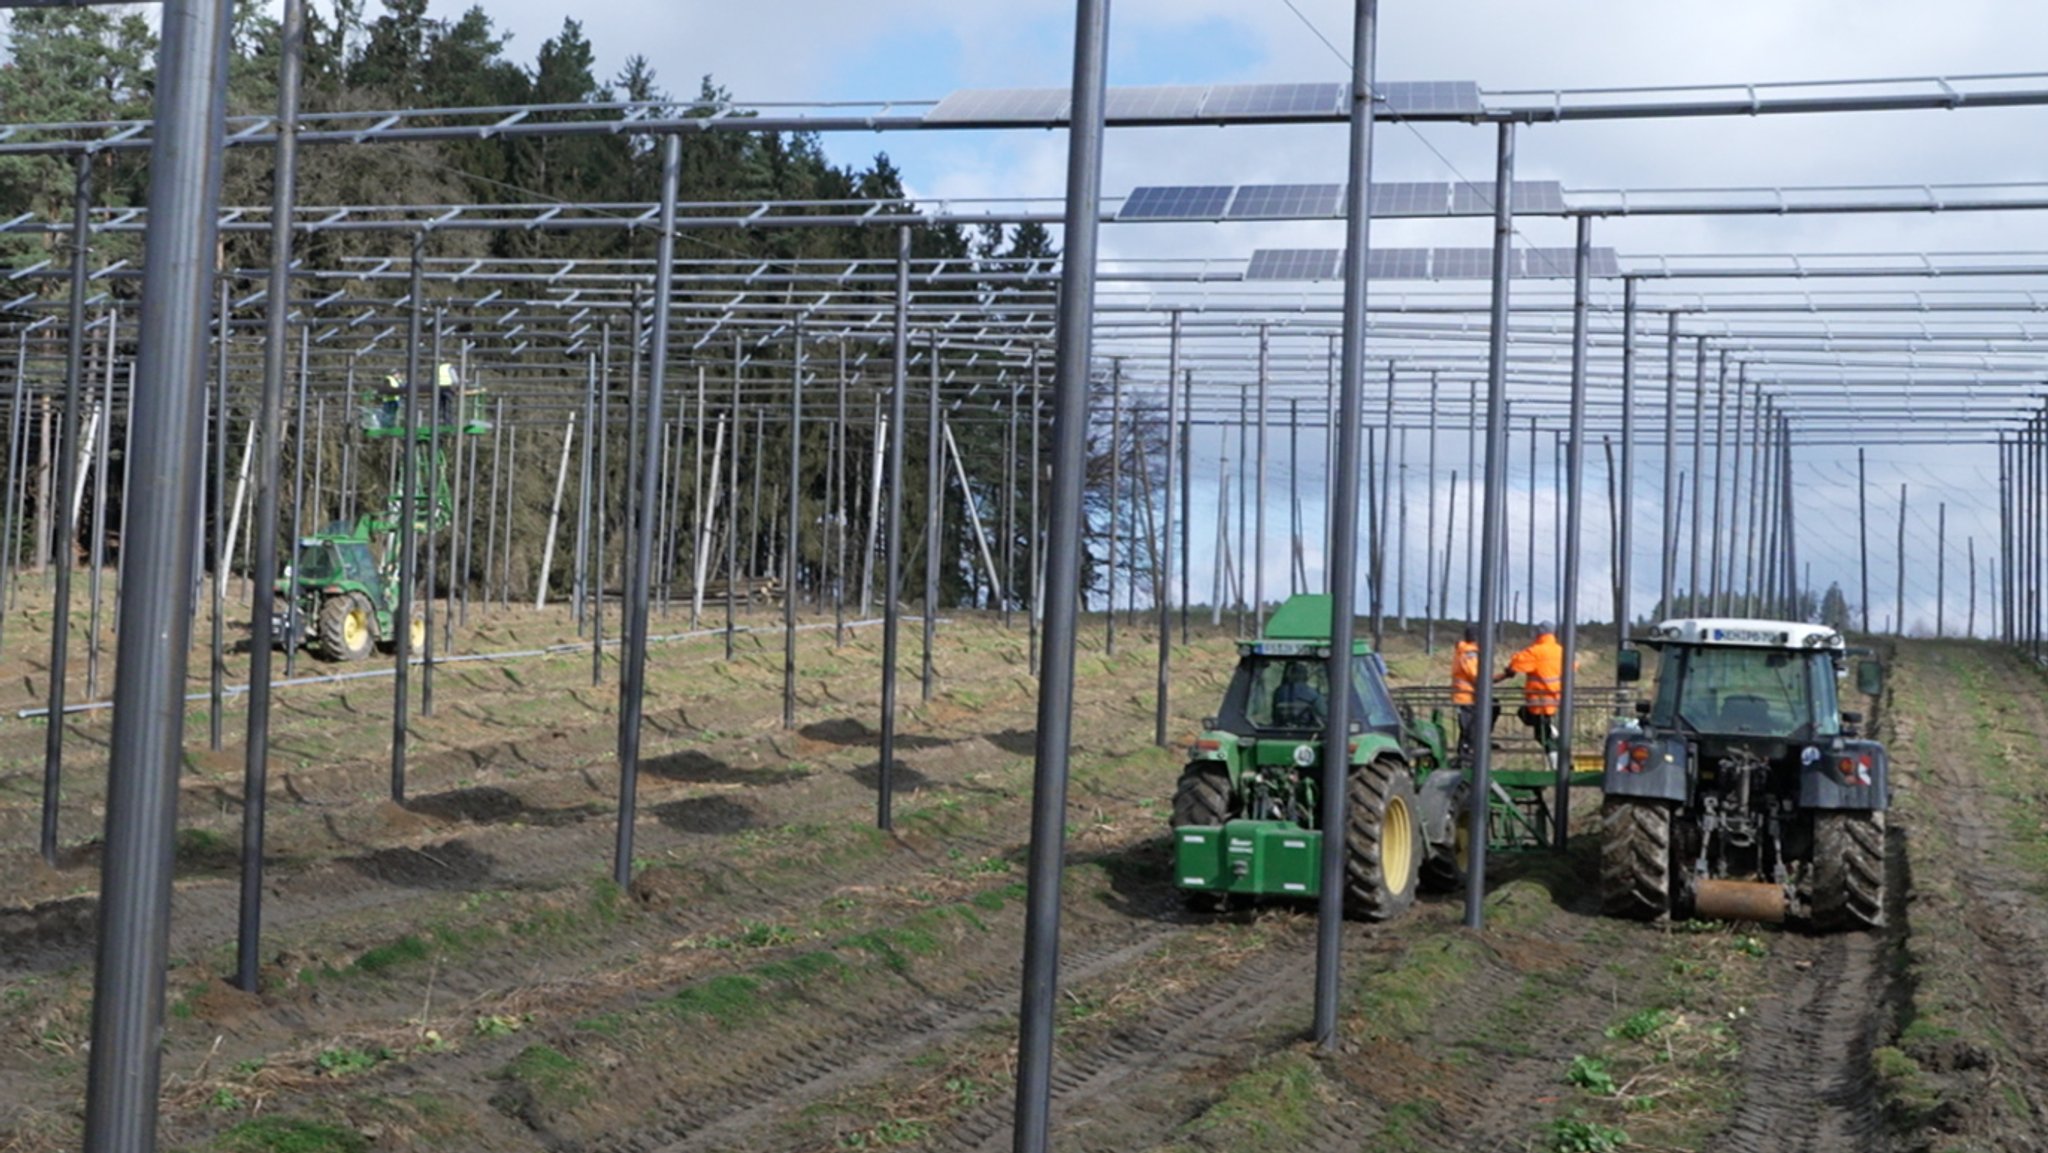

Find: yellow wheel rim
[1453,815,1472,875]
[1385,794,1415,896]
[344,609,368,649]
[410,618,426,648]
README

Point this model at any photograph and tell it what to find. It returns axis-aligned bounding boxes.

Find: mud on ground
[0,593,2039,1153]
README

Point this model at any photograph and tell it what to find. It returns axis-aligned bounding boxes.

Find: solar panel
[1519,248,1576,278]
[925,88,1070,124]
[1374,81,1484,117]
[1228,184,1345,219]
[1379,248,1434,278]
[1515,247,1623,278]
[1246,249,1342,281]
[1105,85,1208,121]
[1117,185,1236,221]
[1369,182,1453,216]
[1201,83,1345,119]
[1451,180,1570,215]
[1432,248,1496,279]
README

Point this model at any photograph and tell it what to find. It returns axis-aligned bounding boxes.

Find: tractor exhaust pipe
[1692,879,1788,923]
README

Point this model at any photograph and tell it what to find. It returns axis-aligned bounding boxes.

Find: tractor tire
[379,613,427,655]
[1811,810,1886,932]
[1171,766,1232,828]
[1171,767,1233,912]
[317,595,375,663]
[1344,758,1421,921]
[1600,797,1673,922]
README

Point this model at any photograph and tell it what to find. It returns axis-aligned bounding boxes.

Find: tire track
[1716,931,1887,1153]
[608,923,1188,1153]
[926,932,1313,1153]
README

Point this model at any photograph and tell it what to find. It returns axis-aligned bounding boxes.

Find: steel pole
[231,0,303,993]
[1011,0,1108,1145]
[209,283,228,748]
[784,325,802,729]
[613,133,680,887]
[1616,280,1636,645]
[1253,329,1267,632]
[1464,121,1516,932]
[1858,448,1870,633]
[40,154,92,866]
[1155,312,1179,748]
[1554,216,1592,851]
[1688,337,1706,613]
[877,227,910,830]
[923,332,940,699]
[1313,0,1378,1049]
[389,235,424,801]
[1660,312,1678,616]
[82,2,230,1146]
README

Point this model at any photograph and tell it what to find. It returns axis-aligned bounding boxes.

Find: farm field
[1,592,2044,1153]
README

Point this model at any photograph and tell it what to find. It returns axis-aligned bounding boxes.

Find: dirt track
[2,604,2046,1152]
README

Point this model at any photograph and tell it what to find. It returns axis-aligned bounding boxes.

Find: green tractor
[274,520,425,662]
[1170,594,1465,920]
[273,365,487,662]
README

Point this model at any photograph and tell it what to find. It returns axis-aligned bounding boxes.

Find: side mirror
[1634,699,1651,718]
[1855,660,1884,697]
[1616,650,1642,683]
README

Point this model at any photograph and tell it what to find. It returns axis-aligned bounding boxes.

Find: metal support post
[1314,0,1378,1048]
[1011,1,1108,1143]
[40,153,92,866]
[1465,121,1517,932]
[1554,216,1591,851]
[233,0,303,992]
[877,228,910,830]
[82,2,230,1144]
[612,133,680,887]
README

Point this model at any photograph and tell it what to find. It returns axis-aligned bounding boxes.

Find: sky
[383,2,2048,636]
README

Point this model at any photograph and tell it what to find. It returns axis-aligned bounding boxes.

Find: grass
[1177,1051,1331,1149]
[213,1118,367,1153]
[498,1043,592,1111]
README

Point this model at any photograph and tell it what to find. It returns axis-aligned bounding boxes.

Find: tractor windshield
[1649,645,1841,740]
[1227,655,1401,735]
[296,545,340,583]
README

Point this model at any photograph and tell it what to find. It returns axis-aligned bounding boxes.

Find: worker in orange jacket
[1495,620,1565,753]
[1449,625,1487,763]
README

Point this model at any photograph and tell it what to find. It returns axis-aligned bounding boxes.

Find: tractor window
[1350,654,1402,732]
[296,547,339,583]
[1230,655,1401,734]
[1650,646,1834,739]
[1246,659,1331,730]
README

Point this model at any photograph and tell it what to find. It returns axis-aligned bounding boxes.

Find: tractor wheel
[1344,758,1421,921]
[1171,766,1232,828]
[408,613,427,652]
[1811,810,1886,932]
[1600,798,1673,922]
[317,595,375,662]
[1172,767,1233,913]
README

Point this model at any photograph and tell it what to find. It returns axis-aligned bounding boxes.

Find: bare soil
[0,584,2040,1153]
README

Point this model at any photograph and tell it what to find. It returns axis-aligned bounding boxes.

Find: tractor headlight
[1293,744,1316,768]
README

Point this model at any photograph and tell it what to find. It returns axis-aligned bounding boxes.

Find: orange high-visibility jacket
[1450,640,1481,705]
[1506,633,1564,715]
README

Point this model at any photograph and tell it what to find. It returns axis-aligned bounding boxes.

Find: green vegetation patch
[499,1043,593,1111]
[213,1117,367,1153]
[1179,1051,1333,1150]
